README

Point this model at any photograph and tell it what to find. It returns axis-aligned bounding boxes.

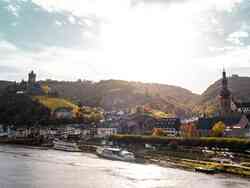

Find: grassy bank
[33,96,78,111]
[143,151,250,177]
[179,159,250,177]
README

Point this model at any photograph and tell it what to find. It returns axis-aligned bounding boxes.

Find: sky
[1,0,250,94]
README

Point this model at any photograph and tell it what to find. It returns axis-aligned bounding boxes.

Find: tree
[204,104,219,117]
[180,123,198,137]
[152,128,165,136]
[89,112,104,124]
[75,106,103,124]
[41,85,50,94]
[0,93,50,127]
[212,121,225,137]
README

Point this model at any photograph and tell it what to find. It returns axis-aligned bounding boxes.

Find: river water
[0,145,249,188]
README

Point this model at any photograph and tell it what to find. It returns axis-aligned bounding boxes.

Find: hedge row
[110,135,250,152]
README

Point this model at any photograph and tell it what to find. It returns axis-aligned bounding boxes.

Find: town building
[120,114,155,134]
[234,102,250,114]
[224,115,250,137]
[96,124,118,138]
[53,107,74,119]
[197,115,250,137]
[153,118,181,136]
[120,113,181,135]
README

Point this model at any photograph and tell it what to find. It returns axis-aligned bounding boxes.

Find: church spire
[222,68,227,89]
[220,69,231,116]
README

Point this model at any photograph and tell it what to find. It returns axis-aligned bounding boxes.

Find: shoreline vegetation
[1,136,250,178]
[110,135,250,152]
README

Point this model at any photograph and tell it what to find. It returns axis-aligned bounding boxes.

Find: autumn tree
[41,85,50,95]
[152,128,165,136]
[180,123,198,137]
[75,106,103,124]
[212,121,225,137]
[89,111,104,124]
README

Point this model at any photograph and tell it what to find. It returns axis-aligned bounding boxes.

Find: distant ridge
[36,79,199,118]
[195,76,250,115]
[1,76,250,117]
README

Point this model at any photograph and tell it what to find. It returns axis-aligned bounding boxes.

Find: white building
[96,126,118,138]
[53,107,73,119]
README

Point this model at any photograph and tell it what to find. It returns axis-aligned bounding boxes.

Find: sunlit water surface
[0,145,249,188]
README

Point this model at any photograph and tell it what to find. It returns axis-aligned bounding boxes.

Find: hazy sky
[1,0,250,94]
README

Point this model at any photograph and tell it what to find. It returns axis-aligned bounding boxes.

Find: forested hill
[1,76,250,117]
[195,76,250,115]
[38,79,199,117]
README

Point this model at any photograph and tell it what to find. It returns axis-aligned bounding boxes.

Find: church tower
[220,69,231,116]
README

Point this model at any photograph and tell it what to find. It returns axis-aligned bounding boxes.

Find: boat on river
[53,139,81,152]
[96,147,135,162]
[194,167,218,174]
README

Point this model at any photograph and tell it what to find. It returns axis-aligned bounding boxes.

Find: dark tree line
[0,93,51,128]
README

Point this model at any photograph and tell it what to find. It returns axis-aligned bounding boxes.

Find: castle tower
[28,70,36,84]
[220,69,231,116]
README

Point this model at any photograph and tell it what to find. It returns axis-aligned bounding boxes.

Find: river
[0,145,249,188]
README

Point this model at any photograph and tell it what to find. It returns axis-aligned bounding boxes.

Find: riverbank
[1,139,250,178]
[145,153,250,178]
[143,153,250,178]
[74,143,250,178]
[0,137,44,146]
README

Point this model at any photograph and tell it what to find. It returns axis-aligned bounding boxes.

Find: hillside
[196,76,250,115]
[33,96,79,112]
[0,79,199,117]
[3,76,250,118]
[39,80,199,117]
[0,81,13,94]
[0,93,50,126]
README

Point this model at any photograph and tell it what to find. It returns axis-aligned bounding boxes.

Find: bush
[168,140,178,150]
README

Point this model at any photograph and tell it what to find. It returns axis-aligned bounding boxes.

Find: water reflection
[0,145,249,188]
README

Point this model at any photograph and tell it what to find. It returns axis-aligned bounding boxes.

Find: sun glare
[98,3,198,82]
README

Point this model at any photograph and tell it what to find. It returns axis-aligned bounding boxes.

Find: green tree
[0,93,50,127]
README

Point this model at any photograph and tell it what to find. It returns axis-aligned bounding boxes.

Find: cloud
[133,0,242,11]
[0,0,100,51]
[6,4,20,17]
[0,40,17,51]
[1,0,250,93]
[227,31,249,45]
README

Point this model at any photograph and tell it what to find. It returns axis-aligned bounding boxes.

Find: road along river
[0,145,249,188]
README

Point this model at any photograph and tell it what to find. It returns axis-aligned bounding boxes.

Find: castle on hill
[7,71,46,95]
[26,70,44,95]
